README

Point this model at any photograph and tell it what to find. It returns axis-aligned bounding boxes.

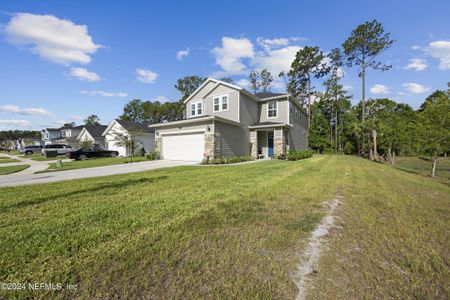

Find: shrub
[285,150,315,161]
[146,151,159,160]
[202,156,254,165]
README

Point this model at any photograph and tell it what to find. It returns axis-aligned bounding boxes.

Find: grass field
[393,156,450,184]
[0,155,448,299]
[38,156,149,173]
[0,157,20,163]
[0,164,30,175]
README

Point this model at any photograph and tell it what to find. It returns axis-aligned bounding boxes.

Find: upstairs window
[213,94,229,112]
[191,101,203,117]
[268,100,278,118]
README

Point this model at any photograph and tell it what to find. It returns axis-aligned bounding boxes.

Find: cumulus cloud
[236,78,251,89]
[4,13,101,65]
[69,67,101,81]
[369,84,389,95]
[427,40,450,70]
[0,104,53,116]
[151,96,170,103]
[0,119,32,128]
[252,45,301,76]
[176,48,190,60]
[404,58,427,71]
[81,90,128,97]
[212,37,254,76]
[402,83,430,94]
[136,68,158,83]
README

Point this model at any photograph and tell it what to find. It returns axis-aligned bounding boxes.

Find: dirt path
[293,195,342,300]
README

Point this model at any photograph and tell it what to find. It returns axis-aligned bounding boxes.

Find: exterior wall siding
[214,122,249,157]
[287,102,309,150]
[259,98,289,123]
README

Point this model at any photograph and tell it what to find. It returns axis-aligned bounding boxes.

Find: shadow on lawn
[1,176,168,213]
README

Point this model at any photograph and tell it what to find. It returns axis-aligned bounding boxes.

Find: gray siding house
[150,78,308,162]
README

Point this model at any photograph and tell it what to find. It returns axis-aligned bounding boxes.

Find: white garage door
[107,140,127,157]
[162,133,204,162]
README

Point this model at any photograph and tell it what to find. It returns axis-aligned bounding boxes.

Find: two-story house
[41,125,84,146]
[150,78,308,162]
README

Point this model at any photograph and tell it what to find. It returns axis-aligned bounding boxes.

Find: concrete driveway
[0,159,197,187]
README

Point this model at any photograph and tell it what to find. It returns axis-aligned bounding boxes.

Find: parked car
[66,147,119,160]
[19,145,43,155]
[41,144,73,155]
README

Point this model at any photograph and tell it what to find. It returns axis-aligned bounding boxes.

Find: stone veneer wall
[274,129,286,157]
[154,136,161,157]
[250,131,258,158]
[204,133,220,160]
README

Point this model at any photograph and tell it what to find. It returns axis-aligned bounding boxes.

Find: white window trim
[267,100,278,118]
[190,100,204,117]
[212,93,229,112]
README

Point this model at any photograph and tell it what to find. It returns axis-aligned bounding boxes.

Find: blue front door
[268,132,274,157]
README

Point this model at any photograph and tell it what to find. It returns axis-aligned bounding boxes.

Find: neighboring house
[41,128,62,144]
[150,77,308,162]
[77,125,108,148]
[60,126,84,147]
[41,126,84,147]
[102,119,155,156]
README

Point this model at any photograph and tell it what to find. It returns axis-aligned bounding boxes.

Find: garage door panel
[162,133,204,162]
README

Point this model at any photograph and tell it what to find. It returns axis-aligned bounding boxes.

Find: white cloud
[411,45,420,50]
[369,84,389,95]
[404,58,427,71]
[0,119,32,128]
[398,91,405,96]
[252,45,301,76]
[256,37,290,52]
[402,83,430,94]
[136,68,158,83]
[69,67,101,81]
[212,37,254,76]
[4,13,100,65]
[53,120,67,126]
[81,90,128,97]
[0,104,53,116]
[151,96,171,103]
[176,48,190,60]
[427,40,450,70]
[236,78,250,89]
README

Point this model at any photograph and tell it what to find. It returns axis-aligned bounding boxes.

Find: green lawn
[37,156,149,173]
[0,157,20,163]
[0,156,448,299]
[392,156,450,184]
[0,164,30,175]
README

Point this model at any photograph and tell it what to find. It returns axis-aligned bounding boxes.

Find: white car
[41,144,73,155]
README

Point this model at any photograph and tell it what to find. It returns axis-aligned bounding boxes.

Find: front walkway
[0,159,197,187]
[0,153,49,173]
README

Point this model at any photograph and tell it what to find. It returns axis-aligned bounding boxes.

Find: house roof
[183,77,260,104]
[254,92,286,99]
[149,115,241,128]
[83,125,108,138]
[115,119,154,133]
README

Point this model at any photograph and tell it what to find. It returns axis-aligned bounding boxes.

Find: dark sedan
[66,147,119,160]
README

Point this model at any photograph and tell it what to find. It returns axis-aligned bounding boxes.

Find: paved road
[0,158,197,187]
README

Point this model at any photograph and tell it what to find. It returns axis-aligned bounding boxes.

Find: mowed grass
[393,156,450,184]
[0,156,448,299]
[0,164,30,175]
[0,157,20,163]
[38,156,149,173]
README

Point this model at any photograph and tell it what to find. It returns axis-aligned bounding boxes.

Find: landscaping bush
[202,156,254,165]
[285,150,315,161]
[146,151,159,160]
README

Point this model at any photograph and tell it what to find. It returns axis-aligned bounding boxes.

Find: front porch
[250,126,288,159]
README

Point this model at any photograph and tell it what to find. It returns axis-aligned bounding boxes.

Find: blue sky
[0,0,449,130]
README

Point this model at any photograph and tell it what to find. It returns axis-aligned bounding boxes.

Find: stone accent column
[274,129,286,157]
[204,133,220,160]
[250,130,258,159]
[154,136,162,158]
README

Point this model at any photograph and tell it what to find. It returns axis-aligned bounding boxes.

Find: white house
[102,119,154,156]
[77,125,108,148]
